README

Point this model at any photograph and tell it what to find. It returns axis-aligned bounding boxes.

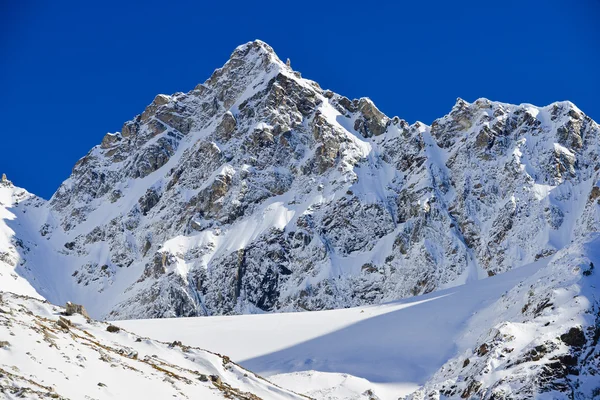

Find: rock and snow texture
[3,40,599,322]
[407,234,600,400]
[119,236,600,400]
[0,39,600,398]
[0,292,306,400]
[118,257,551,399]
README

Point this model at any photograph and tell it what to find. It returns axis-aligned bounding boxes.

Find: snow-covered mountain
[3,40,599,320]
[1,40,599,399]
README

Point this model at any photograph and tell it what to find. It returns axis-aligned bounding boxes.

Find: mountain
[1,40,599,399]
[3,40,599,321]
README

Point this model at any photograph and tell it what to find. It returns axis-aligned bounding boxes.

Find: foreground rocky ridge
[0,291,307,399]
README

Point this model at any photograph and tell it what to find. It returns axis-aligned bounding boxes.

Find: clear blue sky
[1,0,598,199]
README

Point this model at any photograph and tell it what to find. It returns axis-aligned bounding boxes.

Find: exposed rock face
[405,235,600,400]
[354,98,390,137]
[2,40,600,328]
[64,301,90,319]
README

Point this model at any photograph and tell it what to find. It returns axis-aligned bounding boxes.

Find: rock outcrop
[64,301,90,319]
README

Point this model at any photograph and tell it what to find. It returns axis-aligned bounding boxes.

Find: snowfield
[118,258,550,399]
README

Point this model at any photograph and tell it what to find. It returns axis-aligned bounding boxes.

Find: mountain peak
[232,39,276,57]
[227,39,285,70]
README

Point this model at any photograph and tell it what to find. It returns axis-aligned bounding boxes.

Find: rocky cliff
[406,234,600,400]
[1,40,599,323]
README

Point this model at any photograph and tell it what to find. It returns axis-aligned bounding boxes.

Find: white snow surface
[118,257,550,399]
[0,292,306,400]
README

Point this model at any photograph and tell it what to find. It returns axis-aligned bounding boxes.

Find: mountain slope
[2,40,599,322]
[118,235,600,400]
[117,255,551,398]
[0,291,307,400]
[407,234,600,400]
[0,177,50,300]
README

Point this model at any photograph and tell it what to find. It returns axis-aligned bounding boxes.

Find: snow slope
[0,292,307,400]
[0,180,48,300]
[408,234,600,400]
[118,257,552,399]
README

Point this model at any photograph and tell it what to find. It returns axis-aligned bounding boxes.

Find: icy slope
[0,292,306,400]
[118,254,558,399]
[407,234,600,400]
[0,178,48,299]
[3,40,598,321]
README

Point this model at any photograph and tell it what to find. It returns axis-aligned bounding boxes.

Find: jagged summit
[0,173,10,188]
[231,39,278,60]
[226,40,295,74]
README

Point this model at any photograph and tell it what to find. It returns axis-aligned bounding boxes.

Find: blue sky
[1,0,598,199]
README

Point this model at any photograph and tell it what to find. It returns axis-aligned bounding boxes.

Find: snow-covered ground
[0,292,306,400]
[118,258,549,399]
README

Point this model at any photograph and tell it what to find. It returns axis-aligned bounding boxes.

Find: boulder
[215,112,237,141]
[64,301,90,319]
[560,326,586,348]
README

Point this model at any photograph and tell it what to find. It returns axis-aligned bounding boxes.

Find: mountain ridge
[1,40,599,320]
[1,39,599,399]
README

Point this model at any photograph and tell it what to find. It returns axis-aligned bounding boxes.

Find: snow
[118,257,549,399]
[553,142,575,158]
[0,292,305,400]
[0,184,50,300]
[270,371,415,400]
[532,183,554,200]
[0,39,598,399]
